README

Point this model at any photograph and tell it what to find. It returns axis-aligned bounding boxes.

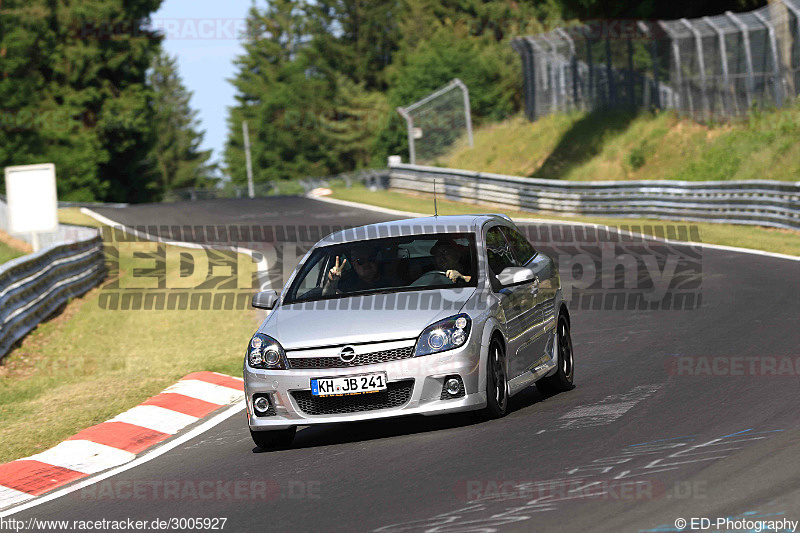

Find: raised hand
[446,269,464,283]
[328,255,348,282]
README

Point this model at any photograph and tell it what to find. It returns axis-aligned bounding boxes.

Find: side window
[501,227,536,266]
[485,227,517,276]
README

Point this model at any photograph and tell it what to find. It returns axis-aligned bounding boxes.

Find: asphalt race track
[11,197,800,532]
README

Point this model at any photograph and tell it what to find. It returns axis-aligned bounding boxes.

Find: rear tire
[250,427,296,450]
[537,315,574,395]
[478,336,508,420]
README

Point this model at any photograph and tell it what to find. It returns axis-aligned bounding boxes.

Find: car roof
[318,214,512,246]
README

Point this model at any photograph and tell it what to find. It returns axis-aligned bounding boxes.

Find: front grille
[287,346,415,369]
[291,380,414,416]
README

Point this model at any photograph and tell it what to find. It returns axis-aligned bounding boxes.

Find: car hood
[262,288,476,349]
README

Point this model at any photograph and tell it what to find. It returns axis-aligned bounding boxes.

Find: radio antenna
[433,179,438,217]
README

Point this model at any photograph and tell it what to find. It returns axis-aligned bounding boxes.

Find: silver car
[244,214,574,449]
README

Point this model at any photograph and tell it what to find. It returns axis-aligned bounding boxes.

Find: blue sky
[152,0,255,173]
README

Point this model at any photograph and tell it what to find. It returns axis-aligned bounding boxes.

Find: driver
[323,243,397,295]
[431,238,472,284]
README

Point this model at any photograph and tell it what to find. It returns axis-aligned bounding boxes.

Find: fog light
[445,378,461,396]
[253,396,270,413]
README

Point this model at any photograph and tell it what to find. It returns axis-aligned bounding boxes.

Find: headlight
[246,333,287,369]
[415,314,471,357]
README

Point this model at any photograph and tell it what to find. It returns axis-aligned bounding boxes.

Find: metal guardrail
[0,236,106,359]
[388,164,800,230]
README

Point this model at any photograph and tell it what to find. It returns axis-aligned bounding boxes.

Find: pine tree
[0,0,164,202]
[148,51,215,198]
[225,0,335,187]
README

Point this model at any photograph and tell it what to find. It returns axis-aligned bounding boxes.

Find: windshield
[284,233,478,304]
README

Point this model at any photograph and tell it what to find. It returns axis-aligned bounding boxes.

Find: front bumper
[245,337,486,431]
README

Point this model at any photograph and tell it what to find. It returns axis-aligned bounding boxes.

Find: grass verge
[439,106,800,182]
[329,183,800,257]
[0,241,26,266]
[0,240,260,463]
[58,207,105,228]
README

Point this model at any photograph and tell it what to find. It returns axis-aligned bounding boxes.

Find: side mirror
[496,266,536,287]
[252,290,279,310]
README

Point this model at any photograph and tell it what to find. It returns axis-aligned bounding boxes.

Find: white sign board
[412,127,423,139]
[4,163,59,234]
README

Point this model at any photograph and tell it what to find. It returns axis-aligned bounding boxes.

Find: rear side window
[501,227,536,265]
[485,227,517,276]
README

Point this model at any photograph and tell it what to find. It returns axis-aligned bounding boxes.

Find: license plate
[311,372,387,396]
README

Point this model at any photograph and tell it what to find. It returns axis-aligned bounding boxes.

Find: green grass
[0,241,26,265]
[329,183,800,257]
[58,207,105,228]
[0,241,260,463]
[438,105,800,182]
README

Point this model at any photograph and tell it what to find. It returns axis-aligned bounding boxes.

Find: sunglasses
[353,256,376,266]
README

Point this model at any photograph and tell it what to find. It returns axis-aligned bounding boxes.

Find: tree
[148,51,215,198]
[0,0,164,202]
[225,0,336,187]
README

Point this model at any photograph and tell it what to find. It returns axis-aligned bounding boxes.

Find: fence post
[703,16,731,116]
[453,79,474,147]
[641,21,662,110]
[586,35,595,110]
[512,39,534,121]
[627,38,636,108]
[555,27,578,110]
[605,36,616,106]
[539,34,561,113]
[726,12,755,109]
[680,18,710,118]
[396,106,415,165]
[524,38,540,120]
[659,22,688,115]
[753,10,785,108]
[780,0,800,97]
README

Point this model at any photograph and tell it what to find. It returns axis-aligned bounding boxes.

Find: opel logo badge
[339,346,356,363]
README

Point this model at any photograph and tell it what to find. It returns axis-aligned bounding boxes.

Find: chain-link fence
[396,79,474,165]
[513,1,800,121]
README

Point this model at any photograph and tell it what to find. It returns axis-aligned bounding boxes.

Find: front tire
[250,427,296,450]
[479,336,509,419]
[537,315,575,394]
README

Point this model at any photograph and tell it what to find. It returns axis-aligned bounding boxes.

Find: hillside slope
[438,106,800,182]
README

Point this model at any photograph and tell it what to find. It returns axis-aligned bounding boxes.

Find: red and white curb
[0,372,243,510]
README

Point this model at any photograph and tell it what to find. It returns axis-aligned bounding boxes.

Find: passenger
[431,239,473,284]
[323,243,398,295]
